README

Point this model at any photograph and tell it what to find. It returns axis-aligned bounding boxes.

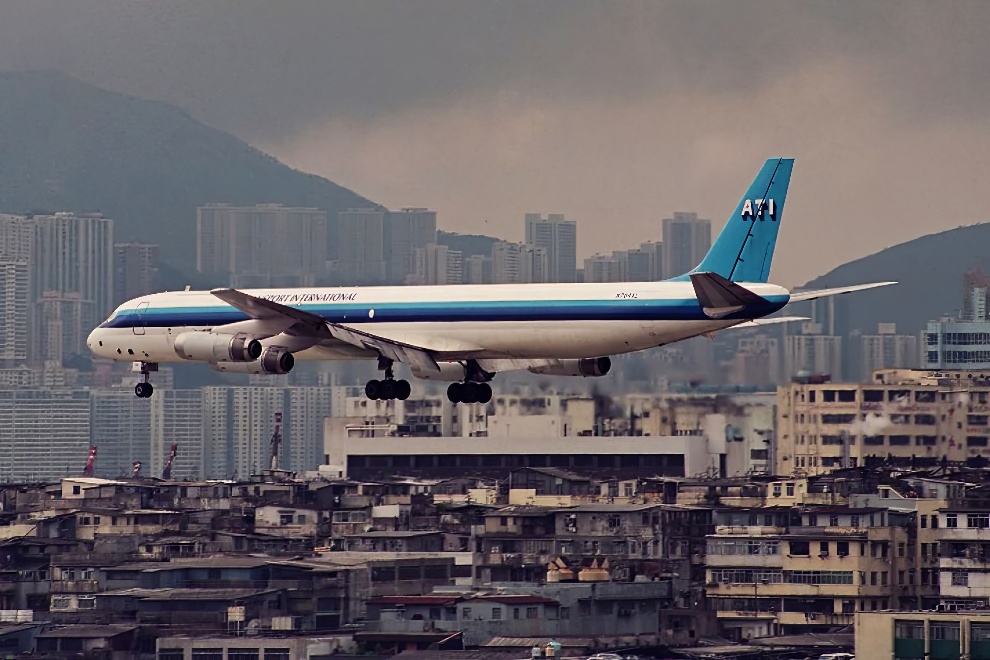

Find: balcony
[776,611,854,627]
[706,554,783,568]
[714,526,786,536]
[50,580,100,594]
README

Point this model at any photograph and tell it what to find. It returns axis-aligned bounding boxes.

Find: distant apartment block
[924,319,990,370]
[0,389,91,481]
[0,214,33,362]
[784,323,844,379]
[33,292,93,364]
[197,204,328,287]
[204,386,331,478]
[661,212,710,279]
[860,323,918,375]
[583,254,622,283]
[31,212,114,360]
[386,208,437,283]
[335,208,387,285]
[113,243,159,305]
[492,242,548,284]
[638,241,664,281]
[464,254,492,285]
[732,336,781,386]
[525,213,577,283]
[413,243,463,285]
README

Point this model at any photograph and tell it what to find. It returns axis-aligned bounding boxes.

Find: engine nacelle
[174,332,262,363]
[211,346,295,375]
[528,357,612,378]
[410,362,468,381]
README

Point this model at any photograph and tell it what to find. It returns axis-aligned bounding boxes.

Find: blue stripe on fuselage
[100,296,790,329]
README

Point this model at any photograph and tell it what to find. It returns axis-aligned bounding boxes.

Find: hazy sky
[3,1,990,286]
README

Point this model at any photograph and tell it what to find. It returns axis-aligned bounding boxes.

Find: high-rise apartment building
[464,255,493,285]
[860,323,918,376]
[492,242,548,284]
[91,390,152,478]
[413,244,463,285]
[0,214,33,363]
[31,212,114,357]
[113,243,160,305]
[33,292,94,364]
[0,389,91,481]
[583,254,623,283]
[525,213,577,283]
[784,324,844,379]
[661,212,710,279]
[197,204,327,287]
[204,386,330,478]
[149,389,204,479]
[638,242,664,281]
[386,208,437,284]
[335,208,387,285]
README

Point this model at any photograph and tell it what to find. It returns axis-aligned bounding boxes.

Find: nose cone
[86,329,103,355]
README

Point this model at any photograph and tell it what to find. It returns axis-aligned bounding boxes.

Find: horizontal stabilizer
[732,316,808,328]
[690,272,768,319]
[789,281,896,303]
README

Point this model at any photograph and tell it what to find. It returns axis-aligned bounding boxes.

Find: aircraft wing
[210,288,443,373]
[789,281,896,303]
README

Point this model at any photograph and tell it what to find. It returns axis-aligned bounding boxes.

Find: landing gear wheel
[447,382,463,403]
[134,382,154,399]
[365,379,382,400]
[461,382,479,404]
[477,383,493,404]
[396,379,412,401]
[380,379,396,400]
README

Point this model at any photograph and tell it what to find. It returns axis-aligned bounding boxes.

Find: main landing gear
[134,362,158,399]
[365,358,411,401]
[447,381,492,404]
[446,360,494,404]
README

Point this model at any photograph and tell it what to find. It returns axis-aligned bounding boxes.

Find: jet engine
[410,362,468,381]
[527,357,612,377]
[174,332,262,362]
[211,346,295,375]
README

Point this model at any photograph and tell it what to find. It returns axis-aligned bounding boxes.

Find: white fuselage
[87,280,791,367]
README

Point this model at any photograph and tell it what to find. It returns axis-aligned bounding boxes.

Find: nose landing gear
[133,362,158,398]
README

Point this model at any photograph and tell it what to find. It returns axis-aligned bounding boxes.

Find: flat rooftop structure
[330,434,713,481]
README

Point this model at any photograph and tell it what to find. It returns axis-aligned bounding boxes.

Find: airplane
[87,158,894,403]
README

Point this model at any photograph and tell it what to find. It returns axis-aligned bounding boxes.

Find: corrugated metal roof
[482,637,593,648]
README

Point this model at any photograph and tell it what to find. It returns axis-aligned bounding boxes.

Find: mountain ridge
[0,70,378,268]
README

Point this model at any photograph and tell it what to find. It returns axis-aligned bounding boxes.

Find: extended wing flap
[789,282,896,303]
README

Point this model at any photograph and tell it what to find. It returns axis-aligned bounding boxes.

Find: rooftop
[38,624,139,639]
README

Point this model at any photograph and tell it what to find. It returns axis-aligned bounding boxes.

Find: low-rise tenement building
[777,368,990,476]
[856,610,990,660]
[705,503,916,641]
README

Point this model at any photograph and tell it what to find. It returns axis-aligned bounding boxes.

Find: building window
[895,620,925,640]
[526,607,539,619]
[462,607,471,620]
[836,541,849,557]
[829,515,839,527]
[951,571,969,587]
[227,651,260,660]
[920,516,927,529]
[789,541,810,556]
[932,515,939,529]
[808,515,818,526]
[72,485,81,495]
[930,622,961,641]
[967,514,990,529]
[190,651,224,660]
[772,484,781,497]
[264,651,291,660]
[492,608,502,620]
[786,483,795,496]
[850,515,860,527]
[560,607,570,619]
[947,514,958,528]
[158,650,184,660]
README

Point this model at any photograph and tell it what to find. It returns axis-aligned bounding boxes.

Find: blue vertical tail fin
[672,157,793,283]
